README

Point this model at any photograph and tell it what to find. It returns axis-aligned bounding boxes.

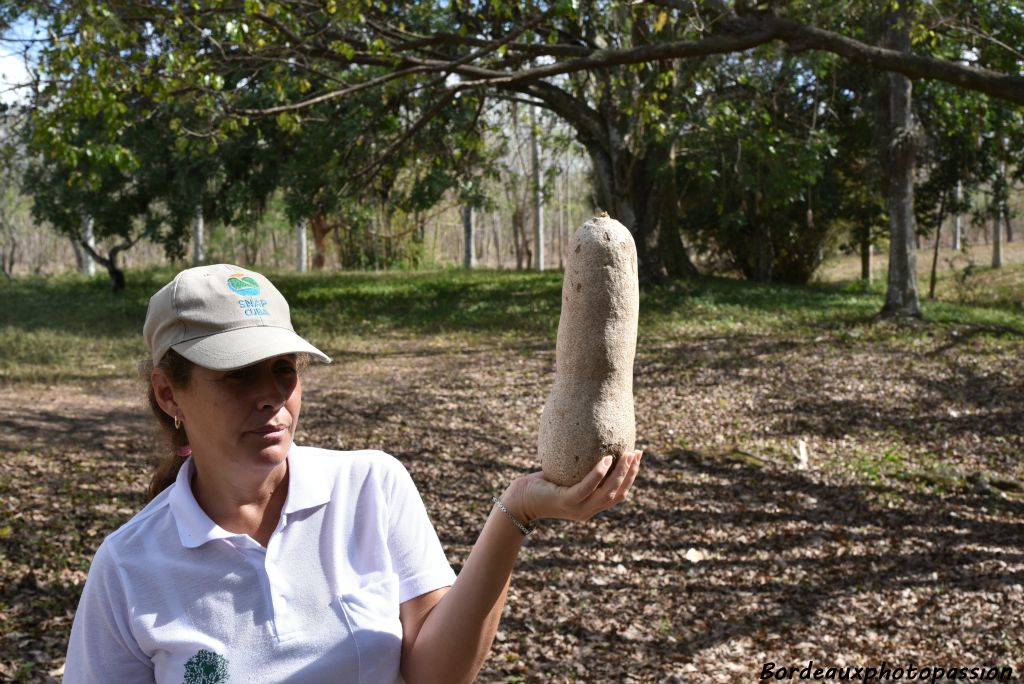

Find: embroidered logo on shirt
[183,649,229,684]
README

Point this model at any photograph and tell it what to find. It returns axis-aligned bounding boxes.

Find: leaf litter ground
[0,325,1022,683]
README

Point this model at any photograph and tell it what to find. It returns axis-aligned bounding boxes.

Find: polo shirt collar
[282,444,333,516]
[168,457,236,549]
[168,446,332,549]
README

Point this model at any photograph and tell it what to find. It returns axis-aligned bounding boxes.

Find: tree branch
[764,16,1024,106]
[234,65,434,116]
[351,90,458,186]
[401,13,1024,106]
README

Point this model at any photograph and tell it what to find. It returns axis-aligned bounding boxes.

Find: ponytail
[140,349,195,501]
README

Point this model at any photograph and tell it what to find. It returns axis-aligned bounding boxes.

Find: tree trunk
[81,216,96,276]
[511,204,528,270]
[745,189,772,282]
[879,0,922,318]
[587,139,697,285]
[521,81,696,284]
[993,155,1006,268]
[559,164,567,270]
[992,206,1003,268]
[477,216,488,266]
[928,188,946,300]
[70,237,87,274]
[192,206,205,266]
[309,214,331,270]
[530,106,545,271]
[999,138,1012,243]
[79,234,131,292]
[953,179,962,250]
[105,257,127,292]
[462,204,475,269]
[1,230,17,279]
[296,219,308,272]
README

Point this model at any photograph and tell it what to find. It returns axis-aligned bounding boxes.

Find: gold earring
[174,415,182,430]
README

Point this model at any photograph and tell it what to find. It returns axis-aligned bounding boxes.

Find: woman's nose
[255,369,295,410]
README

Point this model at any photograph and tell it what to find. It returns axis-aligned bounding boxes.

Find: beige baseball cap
[143,264,331,370]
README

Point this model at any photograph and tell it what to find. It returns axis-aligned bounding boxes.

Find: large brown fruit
[539,215,639,486]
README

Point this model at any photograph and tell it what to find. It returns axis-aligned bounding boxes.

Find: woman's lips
[250,425,288,439]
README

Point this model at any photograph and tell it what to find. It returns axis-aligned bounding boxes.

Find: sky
[0,17,43,105]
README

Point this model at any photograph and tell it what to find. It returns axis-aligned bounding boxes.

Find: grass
[846,446,962,495]
[1,261,1021,383]
[818,239,1024,314]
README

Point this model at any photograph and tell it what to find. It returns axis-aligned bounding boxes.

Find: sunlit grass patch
[1,265,1021,382]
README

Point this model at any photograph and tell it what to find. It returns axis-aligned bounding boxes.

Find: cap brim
[171,326,331,371]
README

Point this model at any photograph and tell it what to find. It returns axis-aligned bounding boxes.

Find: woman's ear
[150,368,181,420]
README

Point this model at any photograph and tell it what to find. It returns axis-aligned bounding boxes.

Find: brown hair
[141,350,315,501]
[141,348,195,501]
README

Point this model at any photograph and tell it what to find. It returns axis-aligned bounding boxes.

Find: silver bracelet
[491,496,536,536]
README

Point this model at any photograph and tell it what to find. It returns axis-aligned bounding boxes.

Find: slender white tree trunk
[462,205,475,269]
[531,106,544,271]
[81,216,96,276]
[559,162,567,269]
[296,219,308,272]
[192,206,205,266]
[1001,137,1013,243]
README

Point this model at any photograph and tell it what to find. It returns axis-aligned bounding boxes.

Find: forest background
[1,0,1023,681]
[0,0,1021,306]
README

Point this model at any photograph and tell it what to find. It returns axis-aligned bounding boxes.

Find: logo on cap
[227,274,261,296]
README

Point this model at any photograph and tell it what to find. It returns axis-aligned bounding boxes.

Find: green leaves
[224,19,249,41]
[8,0,1023,286]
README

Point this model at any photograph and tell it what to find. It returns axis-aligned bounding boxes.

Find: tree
[487,101,573,271]
[0,140,29,279]
[878,0,920,318]
[676,50,847,283]
[13,0,1024,294]
[21,108,198,290]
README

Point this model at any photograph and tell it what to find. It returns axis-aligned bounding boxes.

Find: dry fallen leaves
[1,328,1023,682]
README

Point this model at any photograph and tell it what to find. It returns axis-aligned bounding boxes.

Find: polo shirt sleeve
[63,541,153,683]
[382,457,457,604]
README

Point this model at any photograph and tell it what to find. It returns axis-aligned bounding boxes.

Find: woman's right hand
[500,450,642,525]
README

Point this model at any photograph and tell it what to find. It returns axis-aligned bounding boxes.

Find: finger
[595,451,635,504]
[568,455,615,502]
[578,451,631,514]
[613,450,642,501]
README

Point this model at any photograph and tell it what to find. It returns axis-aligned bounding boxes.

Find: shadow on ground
[2,328,1022,682]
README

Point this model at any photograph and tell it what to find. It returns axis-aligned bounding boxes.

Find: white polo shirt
[64,446,456,684]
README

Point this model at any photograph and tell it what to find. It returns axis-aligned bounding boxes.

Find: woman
[64,264,641,683]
